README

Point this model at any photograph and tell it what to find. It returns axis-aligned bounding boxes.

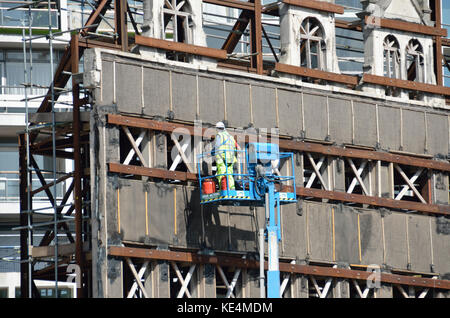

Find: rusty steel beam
[442,37,450,47]
[282,0,344,14]
[250,0,264,75]
[434,0,444,86]
[78,38,122,50]
[364,15,447,37]
[71,34,85,298]
[218,61,261,74]
[278,139,450,172]
[107,114,450,172]
[115,0,128,51]
[335,19,362,32]
[81,0,112,36]
[203,0,255,11]
[31,149,75,160]
[108,246,450,290]
[221,10,252,54]
[30,173,73,197]
[135,35,228,60]
[295,187,450,216]
[109,162,197,181]
[19,134,31,298]
[363,73,450,96]
[275,62,359,86]
[108,161,450,216]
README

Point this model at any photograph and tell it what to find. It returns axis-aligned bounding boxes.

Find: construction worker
[214,121,239,190]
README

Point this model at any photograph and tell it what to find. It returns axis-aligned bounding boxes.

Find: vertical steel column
[250,0,263,74]
[71,34,85,298]
[19,134,30,298]
[48,0,59,297]
[115,0,128,51]
[434,0,443,86]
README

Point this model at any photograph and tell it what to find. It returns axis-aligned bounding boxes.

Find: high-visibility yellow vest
[216,130,236,164]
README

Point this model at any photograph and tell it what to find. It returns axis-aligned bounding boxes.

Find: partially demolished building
[19,0,450,298]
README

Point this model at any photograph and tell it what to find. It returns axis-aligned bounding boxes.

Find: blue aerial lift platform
[197,142,297,298]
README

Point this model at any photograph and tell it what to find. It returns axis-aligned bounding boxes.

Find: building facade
[1,0,450,299]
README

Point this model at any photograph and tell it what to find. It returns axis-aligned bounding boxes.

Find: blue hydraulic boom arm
[197,142,297,298]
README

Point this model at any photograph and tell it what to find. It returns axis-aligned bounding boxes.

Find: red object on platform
[221,177,228,190]
[202,180,216,194]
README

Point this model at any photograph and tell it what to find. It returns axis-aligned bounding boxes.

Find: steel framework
[17,0,450,298]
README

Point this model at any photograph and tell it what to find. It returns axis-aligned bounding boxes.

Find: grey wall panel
[173,185,199,248]
[143,67,171,118]
[171,72,197,122]
[426,113,449,156]
[116,63,142,114]
[202,206,231,251]
[228,206,258,252]
[378,106,401,151]
[303,93,328,140]
[106,176,120,236]
[307,202,332,262]
[251,85,277,130]
[177,186,203,248]
[431,217,450,276]
[277,89,302,137]
[198,76,224,125]
[358,209,383,265]
[101,60,114,105]
[225,82,251,128]
[281,203,307,259]
[118,179,147,242]
[383,213,408,269]
[433,172,449,205]
[353,102,377,147]
[328,97,352,145]
[334,206,359,264]
[402,109,426,154]
[407,215,432,273]
[147,182,175,245]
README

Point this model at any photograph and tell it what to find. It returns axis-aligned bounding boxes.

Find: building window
[0,144,65,201]
[0,2,58,29]
[300,17,326,70]
[383,35,401,97]
[0,50,61,96]
[406,39,425,82]
[383,35,401,78]
[163,0,193,43]
[163,0,194,61]
[406,39,425,100]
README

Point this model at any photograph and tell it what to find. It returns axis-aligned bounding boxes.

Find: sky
[443,1,450,86]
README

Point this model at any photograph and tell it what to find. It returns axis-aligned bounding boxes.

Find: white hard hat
[215,121,225,129]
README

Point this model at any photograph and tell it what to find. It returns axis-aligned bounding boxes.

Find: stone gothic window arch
[163,0,193,44]
[299,17,326,71]
[406,39,425,100]
[406,39,425,83]
[163,0,194,61]
[383,35,401,97]
[383,35,401,79]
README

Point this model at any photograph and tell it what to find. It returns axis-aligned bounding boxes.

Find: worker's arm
[215,134,222,149]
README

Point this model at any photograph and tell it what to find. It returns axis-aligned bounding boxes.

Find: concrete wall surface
[88,49,450,158]
[87,49,450,297]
